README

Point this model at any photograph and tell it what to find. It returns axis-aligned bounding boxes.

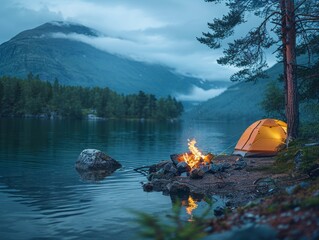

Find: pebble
[313,190,319,197]
[214,206,225,217]
[277,224,289,230]
[280,212,292,217]
[293,216,301,223]
[294,207,301,212]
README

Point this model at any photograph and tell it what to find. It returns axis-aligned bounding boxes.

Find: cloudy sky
[1,0,243,82]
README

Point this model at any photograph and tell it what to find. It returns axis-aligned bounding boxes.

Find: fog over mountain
[0,21,231,98]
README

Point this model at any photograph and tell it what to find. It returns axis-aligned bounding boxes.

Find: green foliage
[274,140,301,174]
[299,146,319,173]
[0,75,183,120]
[134,200,212,240]
[260,81,285,120]
[198,0,319,82]
[300,122,319,140]
[275,140,319,174]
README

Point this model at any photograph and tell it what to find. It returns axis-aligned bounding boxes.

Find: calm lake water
[0,118,249,240]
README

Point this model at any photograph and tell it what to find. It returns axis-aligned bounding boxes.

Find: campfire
[171,139,214,173]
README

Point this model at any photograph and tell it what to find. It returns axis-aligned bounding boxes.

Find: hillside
[0,21,229,97]
[186,61,283,121]
[187,54,315,121]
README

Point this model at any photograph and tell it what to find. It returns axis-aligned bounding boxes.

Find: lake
[0,118,249,240]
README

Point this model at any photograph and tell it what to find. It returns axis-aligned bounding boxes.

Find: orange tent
[233,119,287,157]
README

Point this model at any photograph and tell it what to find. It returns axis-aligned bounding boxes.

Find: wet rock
[150,160,170,172]
[214,206,225,217]
[75,149,121,171]
[233,157,247,170]
[152,179,171,192]
[167,181,190,196]
[163,162,174,173]
[176,161,191,174]
[190,168,205,179]
[143,182,153,192]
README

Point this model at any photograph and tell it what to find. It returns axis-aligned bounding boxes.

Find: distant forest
[0,75,183,120]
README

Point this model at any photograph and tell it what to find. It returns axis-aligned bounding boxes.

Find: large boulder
[75,149,122,172]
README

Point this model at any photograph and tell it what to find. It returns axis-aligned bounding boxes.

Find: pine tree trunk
[280,0,288,121]
[284,0,299,140]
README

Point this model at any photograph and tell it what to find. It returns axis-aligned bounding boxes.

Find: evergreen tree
[198,0,319,140]
[0,76,184,120]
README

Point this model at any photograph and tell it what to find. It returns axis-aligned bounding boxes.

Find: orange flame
[182,139,213,170]
[181,195,198,221]
[186,195,198,216]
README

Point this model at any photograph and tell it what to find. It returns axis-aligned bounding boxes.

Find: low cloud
[50,32,233,81]
[176,86,227,102]
[2,0,236,82]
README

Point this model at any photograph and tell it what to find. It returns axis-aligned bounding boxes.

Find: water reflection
[170,192,209,221]
[0,118,248,239]
[76,168,116,182]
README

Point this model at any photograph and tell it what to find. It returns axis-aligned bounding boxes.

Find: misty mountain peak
[12,21,99,41]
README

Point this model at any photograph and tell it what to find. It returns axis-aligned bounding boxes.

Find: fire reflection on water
[182,195,198,221]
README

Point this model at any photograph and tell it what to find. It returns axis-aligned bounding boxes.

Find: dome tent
[233,119,287,157]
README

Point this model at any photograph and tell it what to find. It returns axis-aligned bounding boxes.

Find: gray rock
[210,163,222,173]
[167,181,190,196]
[294,150,303,170]
[163,162,174,173]
[169,166,178,175]
[143,183,153,192]
[190,168,205,179]
[176,161,191,173]
[200,164,211,173]
[221,162,231,170]
[214,206,225,217]
[152,179,171,191]
[286,181,310,195]
[234,157,247,170]
[75,149,122,171]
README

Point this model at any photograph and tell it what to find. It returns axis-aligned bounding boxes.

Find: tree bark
[284,0,299,140]
[280,0,288,121]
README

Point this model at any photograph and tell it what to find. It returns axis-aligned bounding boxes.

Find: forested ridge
[0,74,183,120]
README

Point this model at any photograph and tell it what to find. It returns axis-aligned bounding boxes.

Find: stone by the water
[75,149,122,172]
[167,181,190,196]
[214,206,225,217]
[143,182,153,192]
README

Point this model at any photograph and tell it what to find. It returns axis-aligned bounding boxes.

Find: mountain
[0,21,230,97]
[187,55,315,121]
[186,61,283,121]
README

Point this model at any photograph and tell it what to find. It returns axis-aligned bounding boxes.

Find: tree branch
[293,0,307,13]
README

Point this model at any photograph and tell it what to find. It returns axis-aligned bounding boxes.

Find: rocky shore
[139,155,319,239]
